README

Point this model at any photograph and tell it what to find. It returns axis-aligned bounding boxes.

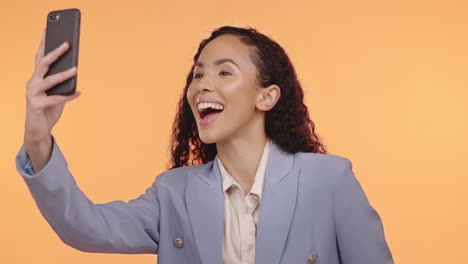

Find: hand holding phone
[23,9,82,172]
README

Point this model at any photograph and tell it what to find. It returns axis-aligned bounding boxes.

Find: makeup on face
[186,35,261,143]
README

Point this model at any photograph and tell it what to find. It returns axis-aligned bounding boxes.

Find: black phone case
[45,8,81,96]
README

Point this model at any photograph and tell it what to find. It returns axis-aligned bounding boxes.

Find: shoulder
[153,161,213,188]
[293,152,354,189]
[294,152,352,174]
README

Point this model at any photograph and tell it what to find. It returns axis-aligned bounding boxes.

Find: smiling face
[186,34,278,145]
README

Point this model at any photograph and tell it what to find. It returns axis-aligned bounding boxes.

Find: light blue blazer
[16,135,393,264]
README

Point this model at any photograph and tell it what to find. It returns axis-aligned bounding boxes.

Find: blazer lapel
[186,159,224,264]
[255,142,299,264]
[185,141,299,264]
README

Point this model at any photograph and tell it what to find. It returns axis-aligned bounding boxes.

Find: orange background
[1,0,467,263]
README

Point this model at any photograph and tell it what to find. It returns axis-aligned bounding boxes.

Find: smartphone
[44,8,81,96]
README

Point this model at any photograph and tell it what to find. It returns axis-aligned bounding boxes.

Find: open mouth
[199,107,224,120]
[196,100,225,125]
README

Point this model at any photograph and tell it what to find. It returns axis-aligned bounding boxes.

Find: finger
[27,90,81,112]
[35,41,70,78]
[35,29,46,65]
[36,91,81,109]
[36,67,77,94]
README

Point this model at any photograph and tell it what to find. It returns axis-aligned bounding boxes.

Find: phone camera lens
[49,13,59,21]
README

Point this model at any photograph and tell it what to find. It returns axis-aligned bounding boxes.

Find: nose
[196,84,212,93]
[194,74,215,94]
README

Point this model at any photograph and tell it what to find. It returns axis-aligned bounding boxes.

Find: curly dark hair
[169,25,327,169]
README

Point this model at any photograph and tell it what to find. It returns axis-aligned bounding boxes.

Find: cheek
[224,84,257,116]
[186,85,195,108]
[223,77,255,100]
[186,85,193,101]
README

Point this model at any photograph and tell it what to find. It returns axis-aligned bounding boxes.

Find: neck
[216,114,268,194]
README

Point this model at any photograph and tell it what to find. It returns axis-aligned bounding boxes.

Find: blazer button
[307,252,318,263]
[173,238,184,248]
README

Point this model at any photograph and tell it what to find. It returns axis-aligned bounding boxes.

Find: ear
[256,84,281,111]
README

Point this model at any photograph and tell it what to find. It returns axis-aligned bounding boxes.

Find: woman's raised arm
[23,30,80,173]
[18,30,161,254]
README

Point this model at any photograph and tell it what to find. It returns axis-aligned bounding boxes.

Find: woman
[17,26,394,264]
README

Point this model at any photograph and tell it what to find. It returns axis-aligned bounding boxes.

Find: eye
[193,71,231,79]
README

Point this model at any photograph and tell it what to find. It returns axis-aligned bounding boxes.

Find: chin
[198,132,219,145]
[197,128,231,145]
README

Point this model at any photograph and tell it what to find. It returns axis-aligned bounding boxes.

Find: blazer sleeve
[333,158,394,264]
[15,135,160,254]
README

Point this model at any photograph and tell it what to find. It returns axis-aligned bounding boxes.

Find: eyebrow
[195,58,240,69]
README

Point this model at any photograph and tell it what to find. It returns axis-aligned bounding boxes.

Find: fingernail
[61,42,69,48]
[69,67,77,72]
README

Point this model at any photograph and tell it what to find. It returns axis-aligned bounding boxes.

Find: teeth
[197,102,224,111]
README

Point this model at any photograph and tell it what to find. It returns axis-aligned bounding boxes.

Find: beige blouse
[216,138,272,264]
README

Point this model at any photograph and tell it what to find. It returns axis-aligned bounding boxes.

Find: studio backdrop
[1,0,467,263]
